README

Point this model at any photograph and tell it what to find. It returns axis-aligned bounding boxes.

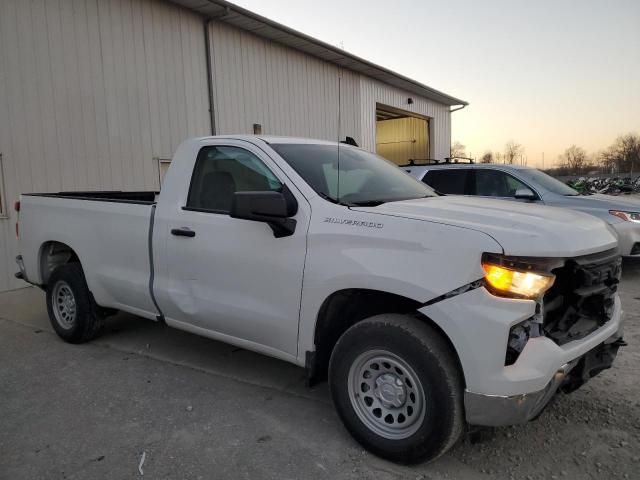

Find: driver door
[156,141,309,359]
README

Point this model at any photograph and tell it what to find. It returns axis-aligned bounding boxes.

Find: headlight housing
[482,256,555,299]
[609,210,640,223]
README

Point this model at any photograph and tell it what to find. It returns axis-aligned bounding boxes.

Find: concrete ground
[1,261,639,480]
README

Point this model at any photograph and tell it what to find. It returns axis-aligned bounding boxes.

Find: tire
[46,263,104,343]
[328,314,464,464]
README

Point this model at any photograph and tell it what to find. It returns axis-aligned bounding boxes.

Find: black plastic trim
[305,350,318,387]
[147,204,164,323]
[23,191,156,205]
[182,206,228,215]
[420,279,484,308]
[560,339,624,394]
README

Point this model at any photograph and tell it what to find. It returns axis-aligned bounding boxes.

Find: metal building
[0,0,466,292]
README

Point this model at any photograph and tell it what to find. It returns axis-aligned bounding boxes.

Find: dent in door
[168,278,200,316]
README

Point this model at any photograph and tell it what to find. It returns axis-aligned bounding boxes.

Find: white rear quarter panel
[19,195,156,318]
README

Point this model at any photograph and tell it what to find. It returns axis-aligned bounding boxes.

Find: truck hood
[354,196,618,258]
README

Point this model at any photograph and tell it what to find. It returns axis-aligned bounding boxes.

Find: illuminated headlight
[482,262,555,299]
[609,210,640,223]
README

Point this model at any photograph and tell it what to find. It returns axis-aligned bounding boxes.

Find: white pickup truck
[15,136,625,463]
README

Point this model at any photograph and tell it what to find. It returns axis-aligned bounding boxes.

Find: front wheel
[46,263,104,343]
[329,314,464,464]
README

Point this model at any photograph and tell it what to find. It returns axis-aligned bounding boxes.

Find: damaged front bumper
[420,280,624,428]
[464,335,625,427]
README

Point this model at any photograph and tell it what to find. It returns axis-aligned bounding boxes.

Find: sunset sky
[232,0,640,167]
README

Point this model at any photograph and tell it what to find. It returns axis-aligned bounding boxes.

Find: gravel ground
[0,259,638,479]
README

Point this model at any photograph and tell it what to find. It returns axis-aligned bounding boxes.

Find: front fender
[296,211,503,362]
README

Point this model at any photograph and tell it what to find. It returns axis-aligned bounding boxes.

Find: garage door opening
[375,104,430,166]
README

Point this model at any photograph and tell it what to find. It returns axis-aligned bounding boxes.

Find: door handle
[171,228,196,238]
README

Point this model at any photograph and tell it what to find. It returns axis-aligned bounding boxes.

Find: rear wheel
[46,263,104,343]
[329,314,464,464]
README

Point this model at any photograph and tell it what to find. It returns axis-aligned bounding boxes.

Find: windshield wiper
[318,192,352,206]
[351,195,436,206]
[349,200,387,207]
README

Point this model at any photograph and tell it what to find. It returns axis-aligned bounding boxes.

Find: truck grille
[542,249,621,345]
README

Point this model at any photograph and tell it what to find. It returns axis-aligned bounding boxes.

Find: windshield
[519,168,580,196]
[272,143,437,206]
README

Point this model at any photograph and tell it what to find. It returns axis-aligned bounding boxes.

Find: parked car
[404,163,640,257]
[15,136,624,464]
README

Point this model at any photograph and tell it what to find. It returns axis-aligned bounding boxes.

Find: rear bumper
[464,335,624,426]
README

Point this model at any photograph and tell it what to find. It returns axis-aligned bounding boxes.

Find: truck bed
[19,192,158,319]
[23,191,157,204]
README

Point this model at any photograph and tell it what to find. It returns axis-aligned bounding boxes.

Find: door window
[473,169,531,197]
[422,169,470,195]
[186,146,282,213]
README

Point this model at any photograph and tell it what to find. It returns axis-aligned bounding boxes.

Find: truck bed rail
[23,191,157,205]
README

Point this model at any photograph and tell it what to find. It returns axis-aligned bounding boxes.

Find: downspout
[204,19,216,135]
[448,103,468,158]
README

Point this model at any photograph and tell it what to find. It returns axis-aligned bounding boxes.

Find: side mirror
[514,188,536,201]
[230,188,298,237]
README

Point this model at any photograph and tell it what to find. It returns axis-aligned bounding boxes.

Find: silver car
[403,162,640,257]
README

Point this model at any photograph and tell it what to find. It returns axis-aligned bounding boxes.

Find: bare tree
[559,145,588,174]
[450,141,466,158]
[504,141,523,165]
[480,151,494,163]
[600,133,640,174]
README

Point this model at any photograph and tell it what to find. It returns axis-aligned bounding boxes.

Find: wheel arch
[38,240,81,286]
[309,288,465,387]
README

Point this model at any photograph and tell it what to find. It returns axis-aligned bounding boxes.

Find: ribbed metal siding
[208,21,361,143]
[0,0,209,291]
[207,21,450,158]
[0,2,454,293]
[359,77,451,160]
